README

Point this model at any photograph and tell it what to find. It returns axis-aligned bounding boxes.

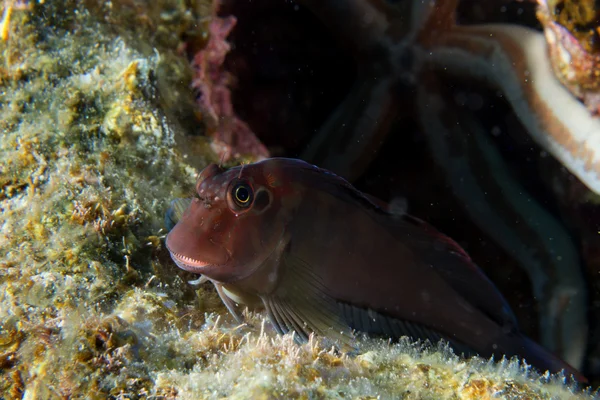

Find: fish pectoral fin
[263,253,356,351]
[188,275,209,286]
[213,282,245,324]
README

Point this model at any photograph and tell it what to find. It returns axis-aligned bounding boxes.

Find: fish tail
[506,335,587,383]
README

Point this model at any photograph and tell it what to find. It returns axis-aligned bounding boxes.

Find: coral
[0,0,597,398]
[537,0,600,114]
[190,2,270,163]
[549,0,600,54]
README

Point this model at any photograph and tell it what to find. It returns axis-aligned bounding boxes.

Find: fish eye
[232,182,254,208]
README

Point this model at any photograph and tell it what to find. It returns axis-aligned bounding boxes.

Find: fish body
[166,158,585,381]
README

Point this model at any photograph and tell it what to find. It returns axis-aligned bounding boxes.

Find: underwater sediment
[0,0,598,398]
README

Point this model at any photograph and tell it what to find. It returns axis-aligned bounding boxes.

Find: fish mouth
[168,251,214,274]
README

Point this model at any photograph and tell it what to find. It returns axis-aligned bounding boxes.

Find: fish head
[166,160,297,283]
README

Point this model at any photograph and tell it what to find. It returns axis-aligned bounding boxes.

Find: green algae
[0,0,598,398]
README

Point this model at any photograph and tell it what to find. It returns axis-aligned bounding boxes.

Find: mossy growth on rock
[0,0,598,399]
[0,0,222,396]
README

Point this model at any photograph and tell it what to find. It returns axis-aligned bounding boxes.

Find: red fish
[166,158,585,382]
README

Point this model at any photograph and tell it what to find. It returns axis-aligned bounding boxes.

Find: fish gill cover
[0,0,598,399]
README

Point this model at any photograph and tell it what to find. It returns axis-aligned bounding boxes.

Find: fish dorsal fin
[278,160,389,215]
[389,215,519,328]
[400,214,472,260]
[263,250,356,351]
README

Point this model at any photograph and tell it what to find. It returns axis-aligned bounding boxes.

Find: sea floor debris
[0,0,598,398]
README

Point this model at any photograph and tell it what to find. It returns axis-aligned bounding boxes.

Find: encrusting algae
[0,0,598,398]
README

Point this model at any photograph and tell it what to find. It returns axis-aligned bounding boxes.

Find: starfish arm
[416,71,588,368]
[297,0,411,55]
[418,23,600,195]
[301,68,401,181]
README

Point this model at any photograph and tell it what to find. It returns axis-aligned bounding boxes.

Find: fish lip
[168,250,215,273]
